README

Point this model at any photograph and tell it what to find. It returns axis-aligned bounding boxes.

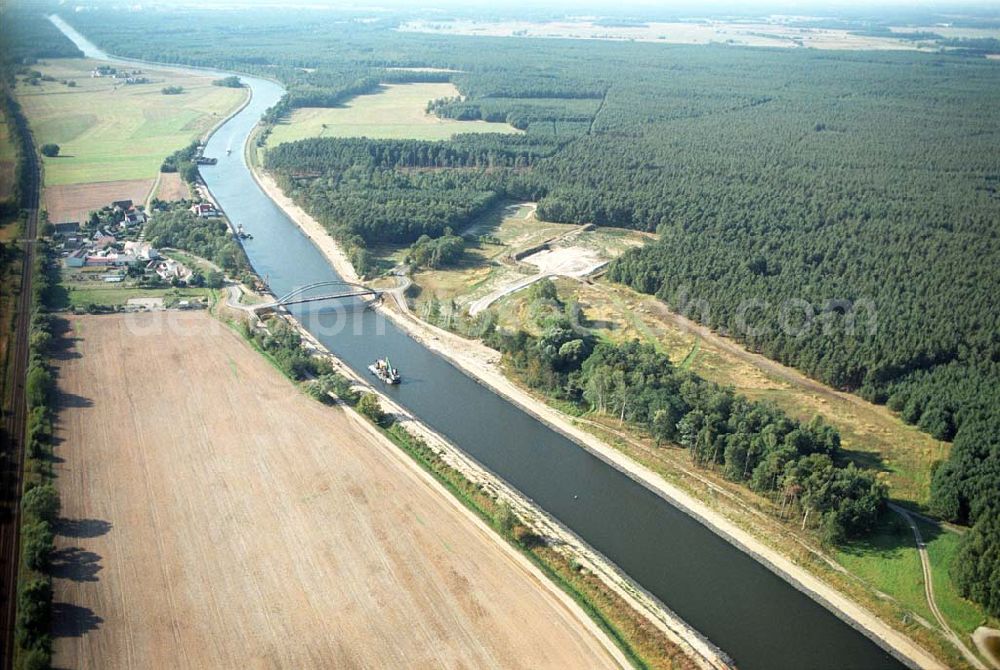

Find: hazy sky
[59,0,1000,9]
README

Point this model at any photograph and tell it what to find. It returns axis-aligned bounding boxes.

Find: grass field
[835,515,935,625]
[918,520,990,635]
[17,58,245,187]
[266,82,521,146]
[50,312,622,668]
[57,284,214,309]
[0,111,13,163]
[837,515,991,639]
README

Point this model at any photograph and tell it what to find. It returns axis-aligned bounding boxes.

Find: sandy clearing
[43,179,152,224]
[468,246,609,315]
[524,245,606,276]
[51,312,625,669]
[972,627,1000,669]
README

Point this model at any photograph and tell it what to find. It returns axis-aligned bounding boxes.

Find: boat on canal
[368,357,400,384]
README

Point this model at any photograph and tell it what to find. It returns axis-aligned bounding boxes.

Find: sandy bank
[253,169,360,283]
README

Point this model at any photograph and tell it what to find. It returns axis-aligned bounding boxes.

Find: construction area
[49,312,623,669]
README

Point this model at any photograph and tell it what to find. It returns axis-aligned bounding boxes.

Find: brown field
[400,19,931,51]
[154,172,189,202]
[42,179,152,224]
[51,313,621,669]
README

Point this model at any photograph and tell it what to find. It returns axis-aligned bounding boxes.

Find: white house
[123,241,159,262]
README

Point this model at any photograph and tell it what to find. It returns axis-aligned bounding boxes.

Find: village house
[85,250,138,267]
[123,208,147,226]
[60,234,85,251]
[147,258,190,282]
[190,202,220,218]
[65,248,88,268]
[123,241,159,262]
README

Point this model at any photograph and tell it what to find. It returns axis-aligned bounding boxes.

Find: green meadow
[266,82,520,146]
[18,58,246,186]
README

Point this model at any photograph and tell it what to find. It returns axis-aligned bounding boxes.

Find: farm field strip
[399,19,936,51]
[51,312,622,669]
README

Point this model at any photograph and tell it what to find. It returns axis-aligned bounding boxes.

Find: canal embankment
[250,155,943,670]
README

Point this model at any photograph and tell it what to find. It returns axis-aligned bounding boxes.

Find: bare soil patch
[51,312,621,669]
[154,172,189,202]
[43,179,152,223]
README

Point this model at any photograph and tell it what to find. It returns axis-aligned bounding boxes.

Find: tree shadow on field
[50,602,103,638]
[49,546,103,582]
[55,517,112,539]
[49,317,79,357]
[56,392,93,409]
[837,506,944,559]
[841,446,891,475]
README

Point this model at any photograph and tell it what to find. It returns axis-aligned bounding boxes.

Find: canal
[54,16,909,670]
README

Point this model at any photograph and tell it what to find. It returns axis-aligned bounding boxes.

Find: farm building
[53,221,80,236]
[190,203,220,218]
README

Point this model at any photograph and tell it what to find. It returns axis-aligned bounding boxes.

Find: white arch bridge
[253,280,382,314]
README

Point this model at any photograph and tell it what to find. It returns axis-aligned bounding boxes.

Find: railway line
[0,108,40,669]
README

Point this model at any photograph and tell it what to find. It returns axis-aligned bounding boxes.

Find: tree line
[488,281,885,545]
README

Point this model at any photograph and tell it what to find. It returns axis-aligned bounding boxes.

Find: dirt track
[50,312,623,669]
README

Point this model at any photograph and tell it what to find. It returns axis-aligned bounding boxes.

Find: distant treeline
[0,8,82,68]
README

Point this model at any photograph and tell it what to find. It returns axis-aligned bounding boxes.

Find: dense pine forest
[54,5,1000,616]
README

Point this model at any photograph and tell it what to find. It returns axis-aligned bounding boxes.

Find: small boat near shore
[368,357,400,384]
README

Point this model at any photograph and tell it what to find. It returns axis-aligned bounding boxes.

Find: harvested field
[400,19,933,51]
[51,312,622,669]
[154,171,189,202]
[43,178,152,224]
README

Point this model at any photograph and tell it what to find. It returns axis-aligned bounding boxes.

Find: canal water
[55,16,909,670]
